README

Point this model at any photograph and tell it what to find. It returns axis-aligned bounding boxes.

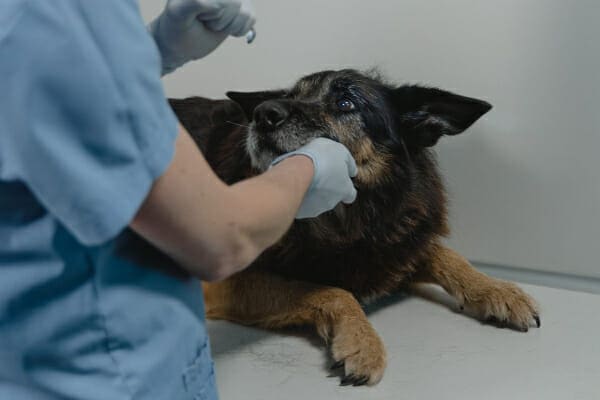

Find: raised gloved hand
[271,138,358,219]
[148,0,255,75]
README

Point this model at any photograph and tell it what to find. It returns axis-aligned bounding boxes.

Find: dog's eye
[337,99,355,112]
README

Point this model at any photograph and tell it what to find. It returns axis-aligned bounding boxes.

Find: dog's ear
[390,86,492,148]
[226,90,287,120]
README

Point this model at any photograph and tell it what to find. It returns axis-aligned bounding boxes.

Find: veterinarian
[0,1,358,399]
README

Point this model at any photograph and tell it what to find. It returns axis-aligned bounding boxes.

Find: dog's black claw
[519,326,529,332]
[340,374,356,386]
[534,315,541,328]
[486,316,509,328]
[330,360,344,370]
[352,376,369,386]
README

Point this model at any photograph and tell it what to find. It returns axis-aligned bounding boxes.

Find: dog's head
[227,69,491,187]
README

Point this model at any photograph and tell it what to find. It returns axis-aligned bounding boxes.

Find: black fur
[169,69,492,301]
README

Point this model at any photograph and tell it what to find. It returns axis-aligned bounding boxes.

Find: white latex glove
[271,138,358,219]
[148,0,255,75]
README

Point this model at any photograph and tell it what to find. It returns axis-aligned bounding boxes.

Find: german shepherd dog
[169,69,540,386]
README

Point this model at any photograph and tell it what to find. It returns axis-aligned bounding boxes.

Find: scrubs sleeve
[0,1,179,246]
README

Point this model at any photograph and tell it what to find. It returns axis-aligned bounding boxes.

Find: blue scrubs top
[0,1,218,399]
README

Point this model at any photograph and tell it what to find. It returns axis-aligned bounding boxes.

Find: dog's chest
[255,239,419,301]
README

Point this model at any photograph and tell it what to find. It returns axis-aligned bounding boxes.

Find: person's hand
[271,138,358,219]
[148,0,255,75]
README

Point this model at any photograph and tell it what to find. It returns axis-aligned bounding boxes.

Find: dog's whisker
[225,120,250,129]
[400,137,412,166]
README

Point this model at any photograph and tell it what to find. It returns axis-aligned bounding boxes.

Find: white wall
[140,1,600,280]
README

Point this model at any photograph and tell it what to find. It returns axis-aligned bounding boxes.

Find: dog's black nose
[253,101,289,130]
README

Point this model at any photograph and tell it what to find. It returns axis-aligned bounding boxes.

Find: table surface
[207,283,600,400]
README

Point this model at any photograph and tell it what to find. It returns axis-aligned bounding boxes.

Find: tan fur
[203,269,387,385]
[202,243,538,386]
[325,116,394,188]
[352,139,394,187]
[413,243,540,331]
[172,72,538,387]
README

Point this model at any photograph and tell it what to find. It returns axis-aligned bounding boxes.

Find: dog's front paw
[329,321,386,386]
[461,279,540,332]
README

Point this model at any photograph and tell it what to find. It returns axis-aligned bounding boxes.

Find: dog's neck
[291,154,449,250]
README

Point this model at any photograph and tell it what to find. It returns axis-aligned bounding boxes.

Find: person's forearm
[131,126,313,281]
[226,155,314,252]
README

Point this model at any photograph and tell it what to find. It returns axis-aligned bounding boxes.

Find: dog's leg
[413,244,540,331]
[203,269,386,386]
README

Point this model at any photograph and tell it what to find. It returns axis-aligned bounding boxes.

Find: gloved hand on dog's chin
[149,0,255,75]
[271,138,358,219]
